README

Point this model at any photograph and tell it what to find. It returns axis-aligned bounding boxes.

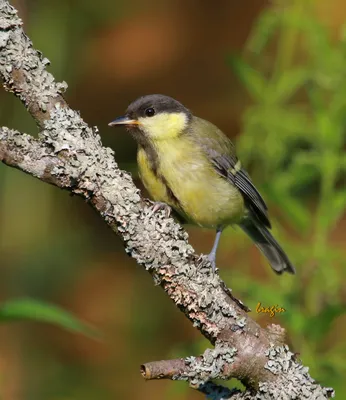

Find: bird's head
[109,94,192,142]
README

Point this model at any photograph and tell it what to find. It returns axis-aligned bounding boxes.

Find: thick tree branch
[0,1,335,398]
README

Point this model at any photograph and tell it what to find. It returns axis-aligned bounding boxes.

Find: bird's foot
[197,252,218,274]
[207,252,217,274]
[148,201,172,218]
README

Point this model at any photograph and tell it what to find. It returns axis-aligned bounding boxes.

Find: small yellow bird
[109,94,295,275]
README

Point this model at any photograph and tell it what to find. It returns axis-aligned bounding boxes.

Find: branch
[0,1,335,398]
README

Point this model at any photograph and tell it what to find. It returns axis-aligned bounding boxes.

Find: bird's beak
[108,115,140,127]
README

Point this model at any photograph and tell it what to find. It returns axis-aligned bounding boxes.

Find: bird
[109,94,295,275]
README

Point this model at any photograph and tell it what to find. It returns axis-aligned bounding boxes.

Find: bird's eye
[145,107,155,117]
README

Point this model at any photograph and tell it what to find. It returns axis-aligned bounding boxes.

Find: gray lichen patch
[260,345,335,399]
[264,345,297,375]
[237,316,247,327]
[0,1,22,30]
[0,30,9,47]
[42,105,98,154]
[178,343,237,386]
[0,1,66,113]
[42,105,142,215]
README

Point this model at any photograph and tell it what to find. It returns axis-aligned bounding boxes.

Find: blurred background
[0,0,345,398]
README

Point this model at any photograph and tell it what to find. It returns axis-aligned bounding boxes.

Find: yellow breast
[137,147,173,206]
[137,137,244,228]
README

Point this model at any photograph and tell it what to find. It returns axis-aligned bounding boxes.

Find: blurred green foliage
[226,1,346,395]
[0,298,98,338]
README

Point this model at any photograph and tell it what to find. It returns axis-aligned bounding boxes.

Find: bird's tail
[239,217,295,275]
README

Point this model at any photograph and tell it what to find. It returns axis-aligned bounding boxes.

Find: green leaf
[283,13,331,56]
[227,55,267,102]
[245,10,280,54]
[267,69,310,104]
[0,298,99,339]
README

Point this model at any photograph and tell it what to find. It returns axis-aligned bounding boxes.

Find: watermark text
[256,302,286,317]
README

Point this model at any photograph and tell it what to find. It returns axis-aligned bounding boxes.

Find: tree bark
[0,1,335,398]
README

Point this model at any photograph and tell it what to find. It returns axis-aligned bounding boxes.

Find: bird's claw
[207,253,217,274]
[148,201,171,218]
[197,253,218,274]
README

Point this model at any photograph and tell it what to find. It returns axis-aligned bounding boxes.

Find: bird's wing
[188,117,271,228]
[210,151,271,228]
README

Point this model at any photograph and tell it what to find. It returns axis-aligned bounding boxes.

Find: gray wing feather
[187,117,270,228]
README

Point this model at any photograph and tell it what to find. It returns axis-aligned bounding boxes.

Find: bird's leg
[207,227,223,272]
[148,201,172,218]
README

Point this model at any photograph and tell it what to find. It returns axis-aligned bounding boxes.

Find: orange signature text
[256,302,286,318]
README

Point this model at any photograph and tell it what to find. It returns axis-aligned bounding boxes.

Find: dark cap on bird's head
[108,94,192,139]
[126,94,190,120]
